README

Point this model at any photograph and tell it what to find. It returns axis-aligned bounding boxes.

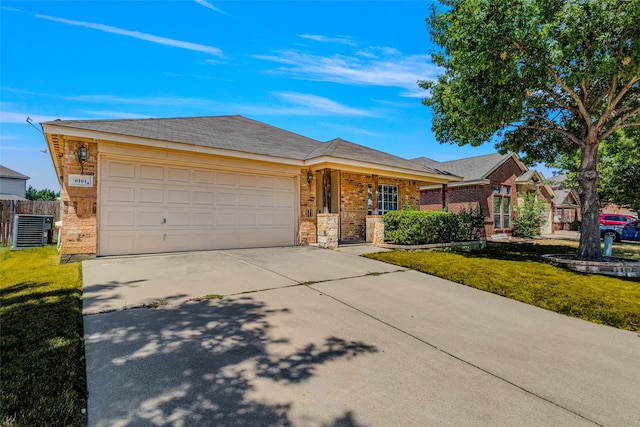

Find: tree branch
[599,75,640,128]
[519,124,583,146]
[600,105,640,141]
[544,65,592,123]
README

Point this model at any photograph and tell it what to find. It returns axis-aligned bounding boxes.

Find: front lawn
[0,246,86,426]
[364,242,640,331]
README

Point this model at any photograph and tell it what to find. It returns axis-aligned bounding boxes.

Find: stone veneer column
[316,213,339,249]
[366,215,383,243]
[373,222,385,245]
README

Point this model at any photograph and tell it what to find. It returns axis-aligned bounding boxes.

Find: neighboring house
[413,153,555,238]
[551,173,637,219]
[548,174,581,230]
[41,115,461,256]
[0,164,29,200]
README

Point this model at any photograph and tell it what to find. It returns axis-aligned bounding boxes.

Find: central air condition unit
[11,214,54,250]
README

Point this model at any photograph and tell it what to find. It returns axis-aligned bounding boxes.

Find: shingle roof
[0,164,29,180]
[43,115,453,176]
[43,115,321,160]
[412,153,515,181]
[310,138,453,175]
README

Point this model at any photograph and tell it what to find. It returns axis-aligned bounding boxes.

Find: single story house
[0,164,29,199]
[413,153,555,237]
[42,115,461,256]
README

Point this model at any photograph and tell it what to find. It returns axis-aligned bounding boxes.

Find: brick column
[60,139,98,255]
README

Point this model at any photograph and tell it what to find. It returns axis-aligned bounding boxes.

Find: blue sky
[1,1,551,191]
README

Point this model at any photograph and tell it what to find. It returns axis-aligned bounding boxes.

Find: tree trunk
[576,140,602,261]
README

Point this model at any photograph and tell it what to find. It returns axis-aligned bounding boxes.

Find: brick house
[42,115,460,256]
[413,153,555,238]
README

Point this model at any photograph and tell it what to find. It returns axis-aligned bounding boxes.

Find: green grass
[0,246,86,426]
[364,242,640,331]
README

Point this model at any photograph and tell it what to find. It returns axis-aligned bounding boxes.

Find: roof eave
[305,156,462,184]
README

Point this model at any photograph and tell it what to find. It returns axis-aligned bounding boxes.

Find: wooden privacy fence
[0,200,62,246]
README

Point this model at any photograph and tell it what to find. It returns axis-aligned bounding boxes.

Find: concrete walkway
[82,245,640,426]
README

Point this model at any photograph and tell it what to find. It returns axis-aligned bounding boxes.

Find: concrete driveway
[82,245,640,426]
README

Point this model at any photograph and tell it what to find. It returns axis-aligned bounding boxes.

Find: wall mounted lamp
[77,144,88,163]
[306,170,314,184]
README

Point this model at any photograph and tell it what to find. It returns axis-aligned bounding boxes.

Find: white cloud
[298,34,356,46]
[194,0,227,14]
[271,92,377,117]
[36,14,223,57]
[255,50,441,97]
[65,94,216,107]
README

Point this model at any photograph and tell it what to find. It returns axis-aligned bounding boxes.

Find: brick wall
[299,168,317,244]
[340,172,368,240]
[340,173,420,241]
[60,138,98,254]
[420,157,525,237]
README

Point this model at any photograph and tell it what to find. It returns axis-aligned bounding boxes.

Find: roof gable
[0,164,29,180]
[413,153,520,182]
[310,138,452,175]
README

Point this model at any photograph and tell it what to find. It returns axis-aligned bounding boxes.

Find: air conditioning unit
[11,215,54,250]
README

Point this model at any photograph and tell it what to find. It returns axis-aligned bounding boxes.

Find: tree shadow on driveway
[84,295,377,426]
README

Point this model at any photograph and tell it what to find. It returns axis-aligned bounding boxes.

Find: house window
[368,184,398,215]
[493,185,511,229]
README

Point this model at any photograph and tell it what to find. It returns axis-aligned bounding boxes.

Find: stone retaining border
[542,254,640,278]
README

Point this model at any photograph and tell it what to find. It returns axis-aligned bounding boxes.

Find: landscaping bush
[569,220,581,231]
[513,192,548,238]
[383,210,468,245]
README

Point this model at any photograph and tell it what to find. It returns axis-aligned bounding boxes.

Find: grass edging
[0,246,86,426]
[364,242,640,331]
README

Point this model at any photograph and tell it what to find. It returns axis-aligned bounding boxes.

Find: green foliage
[383,210,469,245]
[513,192,548,238]
[365,243,640,331]
[0,246,85,426]
[569,220,581,231]
[25,185,59,201]
[421,0,640,260]
[552,130,640,213]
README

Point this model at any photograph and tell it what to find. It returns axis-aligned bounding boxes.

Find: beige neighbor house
[413,153,555,238]
[42,115,461,256]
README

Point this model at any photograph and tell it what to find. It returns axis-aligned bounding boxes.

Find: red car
[599,213,636,226]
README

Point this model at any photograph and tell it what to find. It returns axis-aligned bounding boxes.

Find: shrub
[383,210,468,245]
[569,220,581,231]
[513,192,548,238]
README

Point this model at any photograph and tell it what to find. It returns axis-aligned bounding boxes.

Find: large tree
[420,0,640,261]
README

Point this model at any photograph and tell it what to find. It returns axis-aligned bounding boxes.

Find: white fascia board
[41,124,303,167]
[305,156,462,184]
[420,179,490,190]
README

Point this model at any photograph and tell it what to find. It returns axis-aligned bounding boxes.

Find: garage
[99,158,296,256]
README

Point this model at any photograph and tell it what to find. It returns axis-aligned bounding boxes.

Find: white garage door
[99,159,296,256]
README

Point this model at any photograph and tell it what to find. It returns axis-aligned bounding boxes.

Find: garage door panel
[105,161,135,179]
[139,188,164,203]
[217,172,236,186]
[104,185,135,203]
[100,159,296,255]
[193,191,215,205]
[168,167,190,182]
[193,170,214,184]
[167,189,189,204]
[104,210,135,227]
[140,164,164,180]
